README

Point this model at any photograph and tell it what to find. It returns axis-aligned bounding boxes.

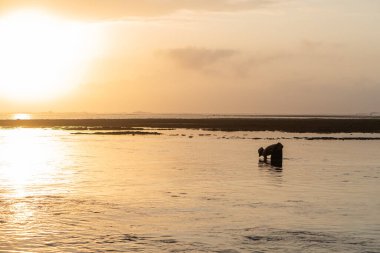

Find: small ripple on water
[243,227,379,253]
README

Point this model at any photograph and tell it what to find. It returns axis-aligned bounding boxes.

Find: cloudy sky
[0,0,379,114]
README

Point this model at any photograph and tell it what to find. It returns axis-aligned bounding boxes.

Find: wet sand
[0,118,379,133]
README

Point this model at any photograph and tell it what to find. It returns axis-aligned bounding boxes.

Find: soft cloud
[161,47,293,77]
[0,0,277,20]
[301,39,344,52]
[161,47,238,70]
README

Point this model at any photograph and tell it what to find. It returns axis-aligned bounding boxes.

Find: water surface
[0,128,379,252]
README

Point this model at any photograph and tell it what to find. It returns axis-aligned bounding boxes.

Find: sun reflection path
[0,128,75,242]
[0,128,71,198]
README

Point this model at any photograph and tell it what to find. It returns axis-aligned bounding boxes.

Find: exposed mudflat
[1,118,380,133]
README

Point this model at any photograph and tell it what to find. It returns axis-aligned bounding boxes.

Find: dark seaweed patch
[71,131,161,135]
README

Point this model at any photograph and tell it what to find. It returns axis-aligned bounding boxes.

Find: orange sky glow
[0,0,379,114]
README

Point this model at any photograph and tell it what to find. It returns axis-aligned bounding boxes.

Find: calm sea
[0,127,379,252]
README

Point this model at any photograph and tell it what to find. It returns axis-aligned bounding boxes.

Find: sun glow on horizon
[12,113,31,120]
[0,10,101,102]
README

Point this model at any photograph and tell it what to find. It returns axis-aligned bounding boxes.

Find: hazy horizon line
[1,111,379,117]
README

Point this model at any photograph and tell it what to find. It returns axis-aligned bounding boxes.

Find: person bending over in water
[258,142,283,163]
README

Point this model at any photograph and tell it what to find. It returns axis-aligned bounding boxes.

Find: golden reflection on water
[0,128,68,198]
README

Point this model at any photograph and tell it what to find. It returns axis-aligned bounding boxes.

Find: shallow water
[0,128,379,252]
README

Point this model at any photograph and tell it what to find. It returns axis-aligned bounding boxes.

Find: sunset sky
[0,0,379,114]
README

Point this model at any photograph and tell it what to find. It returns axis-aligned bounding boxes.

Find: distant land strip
[0,118,380,133]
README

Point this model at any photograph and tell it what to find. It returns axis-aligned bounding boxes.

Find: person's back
[258,142,283,166]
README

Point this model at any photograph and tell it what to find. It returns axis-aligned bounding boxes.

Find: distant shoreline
[1,118,380,133]
[1,113,380,120]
